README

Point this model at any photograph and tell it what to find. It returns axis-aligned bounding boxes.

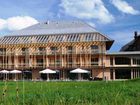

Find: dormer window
[67,46,73,54]
[50,47,58,54]
[0,48,6,55]
[38,47,45,52]
[91,45,99,53]
[22,48,29,55]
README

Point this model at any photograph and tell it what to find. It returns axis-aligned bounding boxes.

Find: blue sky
[0,0,140,52]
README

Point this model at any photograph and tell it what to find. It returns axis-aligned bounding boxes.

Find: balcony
[67,50,75,54]
[22,51,29,55]
[49,62,61,67]
[35,51,46,55]
[91,50,99,54]
[0,52,6,55]
[66,62,80,68]
[0,63,15,69]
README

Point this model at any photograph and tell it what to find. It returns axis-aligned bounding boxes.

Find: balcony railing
[36,63,44,67]
[49,63,61,67]
[22,51,29,55]
[35,51,46,55]
[91,62,99,66]
[0,50,106,56]
[0,52,6,55]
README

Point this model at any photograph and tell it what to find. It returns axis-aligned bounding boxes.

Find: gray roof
[0,20,114,50]
[0,33,111,44]
[120,39,135,51]
[8,20,97,36]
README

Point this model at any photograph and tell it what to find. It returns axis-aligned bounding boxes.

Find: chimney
[45,21,49,24]
[134,31,138,39]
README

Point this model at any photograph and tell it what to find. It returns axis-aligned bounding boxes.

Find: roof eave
[106,40,114,50]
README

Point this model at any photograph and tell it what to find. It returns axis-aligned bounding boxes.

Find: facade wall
[0,41,140,80]
[0,42,110,80]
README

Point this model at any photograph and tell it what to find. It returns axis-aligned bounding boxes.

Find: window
[67,46,73,54]
[56,58,61,67]
[39,47,45,51]
[115,57,131,65]
[37,59,43,67]
[81,46,85,53]
[91,45,99,53]
[91,57,98,66]
[133,58,140,65]
[50,47,58,54]
[110,57,113,65]
[22,58,29,66]
[67,57,73,67]
[22,48,29,55]
[0,48,6,55]
[49,58,55,67]
[38,47,45,54]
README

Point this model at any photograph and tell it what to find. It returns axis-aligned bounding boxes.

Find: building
[108,31,140,80]
[107,51,140,80]
[120,31,140,51]
[0,20,139,80]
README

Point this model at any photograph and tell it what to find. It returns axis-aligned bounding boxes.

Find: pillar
[113,57,115,66]
[136,69,137,78]
[131,69,133,79]
[46,56,49,67]
[133,69,136,79]
[136,69,139,78]
[138,69,140,78]
[8,55,12,69]
[113,69,115,80]
[131,58,133,66]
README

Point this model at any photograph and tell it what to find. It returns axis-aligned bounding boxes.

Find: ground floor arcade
[0,68,140,81]
[110,68,140,80]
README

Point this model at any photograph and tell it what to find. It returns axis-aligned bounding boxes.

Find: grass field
[0,79,140,105]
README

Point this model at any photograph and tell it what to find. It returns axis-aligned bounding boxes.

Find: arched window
[38,47,46,54]
[50,47,58,54]
[0,48,6,55]
[22,48,29,55]
[38,47,45,51]
[90,45,99,53]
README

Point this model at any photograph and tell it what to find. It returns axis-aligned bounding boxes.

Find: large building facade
[0,21,139,80]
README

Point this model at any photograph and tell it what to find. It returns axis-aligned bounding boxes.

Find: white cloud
[60,0,114,24]
[111,0,139,15]
[0,19,6,30]
[0,16,38,31]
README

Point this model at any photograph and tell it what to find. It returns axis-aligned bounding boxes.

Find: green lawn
[0,79,140,105]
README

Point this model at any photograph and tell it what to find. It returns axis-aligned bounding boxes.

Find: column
[8,55,12,69]
[133,69,136,79]
[14,56,18,68]
[113,69,115,80]
[137,69,139,78]
[135,69,137,78]
[131,69,133,79]
[46,56,49,67]
[131,58,133,66]
[80,55,82,67]
[138,69,140,78]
